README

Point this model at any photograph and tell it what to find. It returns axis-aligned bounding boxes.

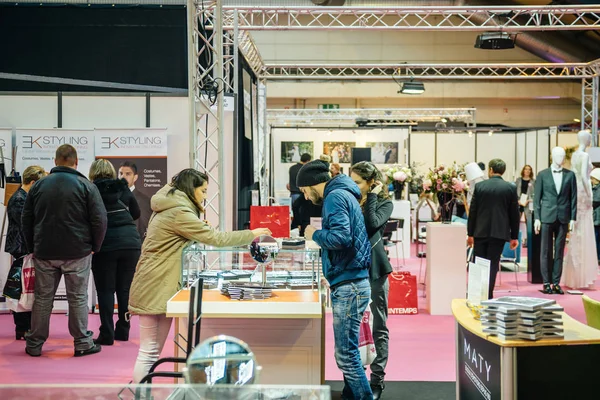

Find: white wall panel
[0,95,57,128]
[62,96,145,129]
[536,129,550,173]
[476,133,517,182]
[436,133,475,167]
[516,133,526,175]
[409,133,435,175]
[557,132,579,149]
[525,131,537,172]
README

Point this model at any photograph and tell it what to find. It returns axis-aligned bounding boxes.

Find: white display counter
[391,199,412,261]
[426,222,467,315]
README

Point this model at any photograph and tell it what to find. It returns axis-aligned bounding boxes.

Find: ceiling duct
[312,0,346,5]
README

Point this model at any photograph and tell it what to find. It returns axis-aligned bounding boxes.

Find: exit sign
[318,104,340,110]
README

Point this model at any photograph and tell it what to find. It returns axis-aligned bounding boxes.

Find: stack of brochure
[480,297,564,341]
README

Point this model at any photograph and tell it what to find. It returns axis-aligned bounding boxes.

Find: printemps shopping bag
[18,255,35,311]
[2,257,24,300]
[359,300,377,366]
[250,206,291,238]
[388,271,419,315]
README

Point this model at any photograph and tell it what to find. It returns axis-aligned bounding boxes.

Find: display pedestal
[527,211,543,284]
[391,200,411,259]
[453,299,600,400]
[167,289,324,385]
[426,222,467,315]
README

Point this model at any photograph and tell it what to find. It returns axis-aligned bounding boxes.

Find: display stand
[527,211,543,284]
[391,200,411,258]
[426,222,467,315]
[453,299,600,399]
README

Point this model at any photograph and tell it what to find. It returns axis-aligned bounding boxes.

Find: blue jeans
[331,278,373,400]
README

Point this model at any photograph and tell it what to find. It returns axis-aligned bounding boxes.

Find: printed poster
[94,128,168,243]
[0,128,14,311]
[15,129,95,176]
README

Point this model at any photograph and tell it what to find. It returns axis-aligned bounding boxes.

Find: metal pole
[232,12,240,230]
[187,0,197,169]
[593,76,599,146]
[262,80,269,206]
[215,0,226,231]
[581,78,586,132]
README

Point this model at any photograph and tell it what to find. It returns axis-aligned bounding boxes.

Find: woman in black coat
[89,159,142,345]
[350,161,393,400]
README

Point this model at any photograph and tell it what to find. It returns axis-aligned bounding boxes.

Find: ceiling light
[474,32,515,50]
[441,118,448,123]
[399,81,425,95]
[488,130,494,136]
[574,118,581,123]
[468,130,474,137]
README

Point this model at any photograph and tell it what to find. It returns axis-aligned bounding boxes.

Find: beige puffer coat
[128,184,254,315]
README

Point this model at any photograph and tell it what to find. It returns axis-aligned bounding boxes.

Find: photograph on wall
[281,141,313,163]
[94,129,168,244]
[366,142,399,164]
[323,142,356,164]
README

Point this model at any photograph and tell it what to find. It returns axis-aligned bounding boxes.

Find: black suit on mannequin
[534,167,577,286]
[468,176,520,298]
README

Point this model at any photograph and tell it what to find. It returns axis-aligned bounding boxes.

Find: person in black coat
[89,159,142,345]
[3,165,46,339]
[468,158,520,299]
[350,161,394,400]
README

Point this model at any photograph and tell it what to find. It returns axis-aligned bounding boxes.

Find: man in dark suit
[468,159,520,299]
[118,161,151,243]
[533,146,577,295]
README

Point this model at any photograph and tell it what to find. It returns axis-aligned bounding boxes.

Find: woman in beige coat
[129,169,270,382]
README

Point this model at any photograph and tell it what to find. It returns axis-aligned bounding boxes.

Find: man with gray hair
[467,158,520,298]
[22,144,107,357]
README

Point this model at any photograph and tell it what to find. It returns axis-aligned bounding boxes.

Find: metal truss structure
[268,108,476,128]
[191,2,600,224]
[216,5,600,32]
[262,62,597,81]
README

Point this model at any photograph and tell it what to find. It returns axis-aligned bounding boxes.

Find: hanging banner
[0,128,14,312]
[15,129,95,176]
[94,128,168,242]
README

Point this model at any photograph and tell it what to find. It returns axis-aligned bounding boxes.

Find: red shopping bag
[388,272,419,315]
[19,255,35,311]
[250,206,290,238]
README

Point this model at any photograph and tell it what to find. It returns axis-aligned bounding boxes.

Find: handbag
[2,256,24,300]
[18,254,35,311]
[359,300,377,366]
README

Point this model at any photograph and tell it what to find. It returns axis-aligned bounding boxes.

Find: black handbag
[2,257,24,300]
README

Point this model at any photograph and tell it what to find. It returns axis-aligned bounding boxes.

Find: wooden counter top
[167,289,323,319]
[452,299,600,347]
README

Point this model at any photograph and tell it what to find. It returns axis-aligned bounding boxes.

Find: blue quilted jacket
[313,175,371,287]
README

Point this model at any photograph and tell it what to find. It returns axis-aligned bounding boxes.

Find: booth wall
[272,127,409,197]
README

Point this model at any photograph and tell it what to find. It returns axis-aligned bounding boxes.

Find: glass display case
[181,240,321,294]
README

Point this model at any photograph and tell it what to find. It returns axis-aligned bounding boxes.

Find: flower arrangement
[381,164,413,185]
[424,163,468,196]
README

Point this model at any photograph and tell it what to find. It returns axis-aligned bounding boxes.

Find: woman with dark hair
[129,169,271,382]
[89,159,141,345]
[350,161,393,400]
[515,165,535,246]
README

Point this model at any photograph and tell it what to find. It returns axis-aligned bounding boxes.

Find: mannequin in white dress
[564,130,598,289]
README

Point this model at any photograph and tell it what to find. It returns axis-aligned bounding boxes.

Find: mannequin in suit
[467,159,520,299]
[534,147,577,295]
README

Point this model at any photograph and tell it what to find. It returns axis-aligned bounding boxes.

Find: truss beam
[582,76,599,145]
[262,62,595,81]
[216,5,600,31]
[268,108,476,128]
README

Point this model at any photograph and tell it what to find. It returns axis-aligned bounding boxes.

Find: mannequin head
[577,130,592,148]
[551,147,566,168]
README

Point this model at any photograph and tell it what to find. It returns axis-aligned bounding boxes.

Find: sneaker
[74,343,102,357]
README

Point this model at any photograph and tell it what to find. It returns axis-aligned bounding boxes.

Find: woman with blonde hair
[89,158,141,345]
[2,165,46,339]
[129,168,271,382]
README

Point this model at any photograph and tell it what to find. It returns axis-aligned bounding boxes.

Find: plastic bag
[359,300,377,366]
[2,257,24,300]
[18,255,35,311]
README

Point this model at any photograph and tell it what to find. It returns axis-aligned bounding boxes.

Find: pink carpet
[1,243,599,385]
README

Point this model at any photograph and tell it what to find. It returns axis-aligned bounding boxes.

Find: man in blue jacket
[298,160,372,400]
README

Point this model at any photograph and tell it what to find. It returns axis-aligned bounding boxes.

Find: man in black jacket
[468,159,519,299]
[22,145,107,357]
[288,153,311,230]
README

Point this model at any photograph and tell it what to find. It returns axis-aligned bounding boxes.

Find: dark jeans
[370,275,389,387]
[27,255,94,354]
[331,279,373,400]
[291,193,302,230]
[92,249,140,341]
[595,226,600,262]
[473,238,506,299]
[540,221,568,285]
[13,311,31,333]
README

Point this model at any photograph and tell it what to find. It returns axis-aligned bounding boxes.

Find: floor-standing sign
[93,128,168,244]
[15,129,95,312]
[0,128,14,312]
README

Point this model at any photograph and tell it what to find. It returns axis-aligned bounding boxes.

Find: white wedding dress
[564,151,598,289]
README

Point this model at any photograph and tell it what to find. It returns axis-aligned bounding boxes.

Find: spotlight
[474,32,515,50]
[399,81,425,95]
[441,118,448,123]
[468,130,474,138]
[574,118,581,123]
[488,130,494,136]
